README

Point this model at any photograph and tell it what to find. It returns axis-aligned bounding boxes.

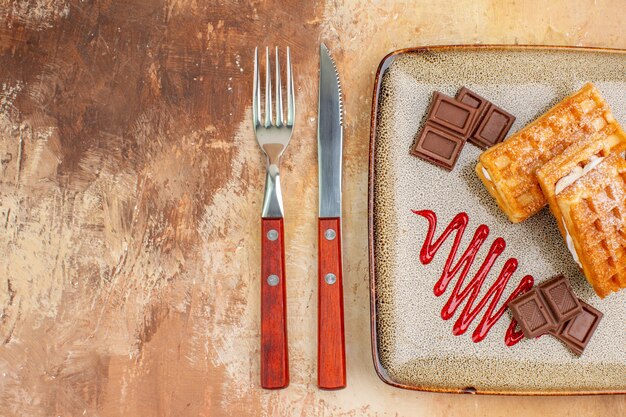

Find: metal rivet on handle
[267,274,279,286]
[267,229,278,241]
[324,273,337,285]
[324,228,336,240]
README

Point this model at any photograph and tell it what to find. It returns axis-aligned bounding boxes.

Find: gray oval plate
[368,45,626,395]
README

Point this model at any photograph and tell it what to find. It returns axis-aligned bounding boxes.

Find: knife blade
[318,43,343,217]
[317,43,346,390]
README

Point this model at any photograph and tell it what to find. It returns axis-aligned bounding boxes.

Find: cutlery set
[253,44,346,390]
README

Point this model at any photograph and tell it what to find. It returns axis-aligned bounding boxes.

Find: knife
[317,43,346,390]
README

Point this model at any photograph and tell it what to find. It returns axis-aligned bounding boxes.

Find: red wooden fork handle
[317,217,347,389]
[261,218,289,389]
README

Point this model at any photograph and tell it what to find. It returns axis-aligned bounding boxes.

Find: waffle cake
[556,153,626,298]
[536,123,626,236]
[477,83,615,223]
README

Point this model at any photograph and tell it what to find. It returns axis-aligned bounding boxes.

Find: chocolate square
[456,87,490,138]
[508,289,557,338]
[552,300,603,356]
[472,104,516,149]
[549,321,568,337]
[427,92,477,137]
[538,275,582,323]
[410,122,465,171]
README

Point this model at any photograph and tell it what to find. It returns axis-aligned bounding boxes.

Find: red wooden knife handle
[260,218,289,389]
[317,217,346,389]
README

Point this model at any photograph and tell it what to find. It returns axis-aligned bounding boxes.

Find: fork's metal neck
[261,160,284,218]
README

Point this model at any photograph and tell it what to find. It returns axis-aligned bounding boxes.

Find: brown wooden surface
[0,0,624,416]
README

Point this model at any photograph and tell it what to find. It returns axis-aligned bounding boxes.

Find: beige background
[0,0,624,416]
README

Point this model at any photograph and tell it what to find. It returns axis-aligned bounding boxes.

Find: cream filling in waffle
[562,220,582,268]
[554,155,604,194]
[481,166,493,182]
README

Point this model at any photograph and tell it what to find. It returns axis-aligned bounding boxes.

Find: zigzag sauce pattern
[413,209,534,346]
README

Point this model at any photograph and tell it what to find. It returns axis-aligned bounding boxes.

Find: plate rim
[367,44,626,396]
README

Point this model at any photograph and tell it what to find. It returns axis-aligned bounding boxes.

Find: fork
[253,46,294,389]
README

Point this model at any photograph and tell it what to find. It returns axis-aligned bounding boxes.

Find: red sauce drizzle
[413,209,534,346]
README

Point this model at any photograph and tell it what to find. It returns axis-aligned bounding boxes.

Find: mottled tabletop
[0,1,624,416]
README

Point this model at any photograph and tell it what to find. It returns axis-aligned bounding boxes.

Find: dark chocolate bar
[456,87,490,141]
[508,289,557,338]
[538,275,582,323]
[427,92,477,138]
[510,275,604,356]
[411,89,515,169]
[550,300,603,356]
[410,121,465,171]
[472,104,515,149]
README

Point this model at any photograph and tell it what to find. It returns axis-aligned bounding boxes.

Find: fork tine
[275,47,283,126]
[286,46,294,126]
[253,47,260,127]
[265,47,273,127]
